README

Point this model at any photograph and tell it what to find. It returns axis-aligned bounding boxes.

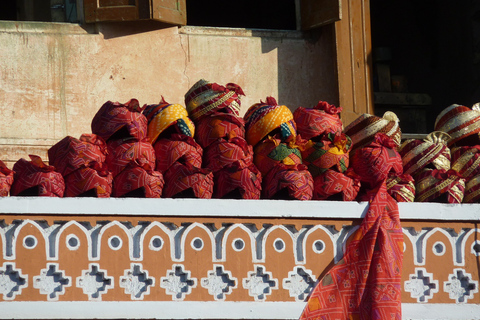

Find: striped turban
[434,103,480,147]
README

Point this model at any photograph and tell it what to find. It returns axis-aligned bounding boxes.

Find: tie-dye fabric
[162,162,213,199]
[64,166,113,198]
[113,165,164,198]
[106,138,156,177]
[262,164,313,200]
[153,134,203,173]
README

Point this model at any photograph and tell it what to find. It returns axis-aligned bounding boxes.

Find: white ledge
[0,197,479,221]
[0,302,478,319]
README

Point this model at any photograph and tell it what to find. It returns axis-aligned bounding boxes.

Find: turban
[434,103,480,147]
[106,138,156,177]
[0,160,14,197]
[194,112,245,149]
[253,136,302,176]
[153,134,203,173]
[451,146,480,180]
[64,166,113,198]
[349,133,403,188]
[344,111,401,154]
[48,134,107,177]
[10,155,65,197]
[142,97,195,144]
[213,162,262,199]
[91,99,147,141]
[399,131,451,178]
[244,97,297,147]
[203,137,253,173]
[312,169,360,201]
[262,164,313,200]
[293,101,343,140]
[185,79,244,121]
[162,162,213,199]
[415,168,465,203]
[301,132,351,177]
[113,166,164,198]
[386,173,416,202]
[464,174,480,203]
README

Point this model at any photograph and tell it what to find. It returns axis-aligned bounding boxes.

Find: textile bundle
[0,160,14,197]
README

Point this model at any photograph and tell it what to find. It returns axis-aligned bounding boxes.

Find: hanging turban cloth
[312,169,360,201]
[203,136,254,173]
[0,160,14,197]
[213,161,262,199]
[142,97,195,144]
[64,166,113,198]
[262,164,313,200]
[464,175,480,203]
[10,155,65,197]
[91,99,147,141]
[386,173,416,202]
[415,168,465,203]
[252,136,303,176]
[434,103,480,147]
[185,79,245,121]
[153,134,203,173]
[344,111,401,154]
[162,162,213,198]
[350,133,403,189]
[106,138,156,178]
[244,97,297,147]
[399,131,451,179]
[301,132,352,177]
[113,165,164,198]
[293,101,343,140]
[194,112,245,149]
[48,134,108,177]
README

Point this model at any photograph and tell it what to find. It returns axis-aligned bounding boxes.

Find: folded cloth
[10,155,65,197]
[162,162,213,198]
[194,112,245,149]
[293,101,343,140]
[64,166,113,197]
[301,132,351,177]
[253,135,302,176]
[386,172,416,202]
[106,138,156,177]
[399,131,451,179]
[142,97,195,144]
[48,134,108,177]
[213,162,262,199]
[244,97,297,147]
[112,165,164,198]
[261,164,313,200]
[451,145,480,180]
[91,99,147,141]
[434,103,480,147]
[300,182,403,320]
[463,174,480,203]
[312,169,360,201]
[350,133,403,189]
[0,160,14,197]
[185,79,245,121]
[153,133,203,173]
[415,168,465,203]
[203,136,253,173]
[344,111,402,154]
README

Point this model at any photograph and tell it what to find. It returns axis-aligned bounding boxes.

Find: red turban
[10,155,65,197]
[64,166,113,198]
[194,112,245,149]
[153,134,203,173]
[91,99,147,141]
[0,160,14,197]
[203,137,253,173]
[162,162,213,199]
[253,136,303,176]
[312,169,360,201]
[113,166,164,198]
[106,138,156,177]
[262,164,313,200]
[213,162,262,199]
[293,101,343,140]
[48,134,107,177]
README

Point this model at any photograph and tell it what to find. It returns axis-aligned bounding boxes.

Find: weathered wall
[0,21,337,167]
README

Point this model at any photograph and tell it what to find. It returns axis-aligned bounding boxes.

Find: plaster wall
[0,21,337,167]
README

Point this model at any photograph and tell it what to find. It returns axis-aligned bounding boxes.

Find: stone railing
[0,197,479,319]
